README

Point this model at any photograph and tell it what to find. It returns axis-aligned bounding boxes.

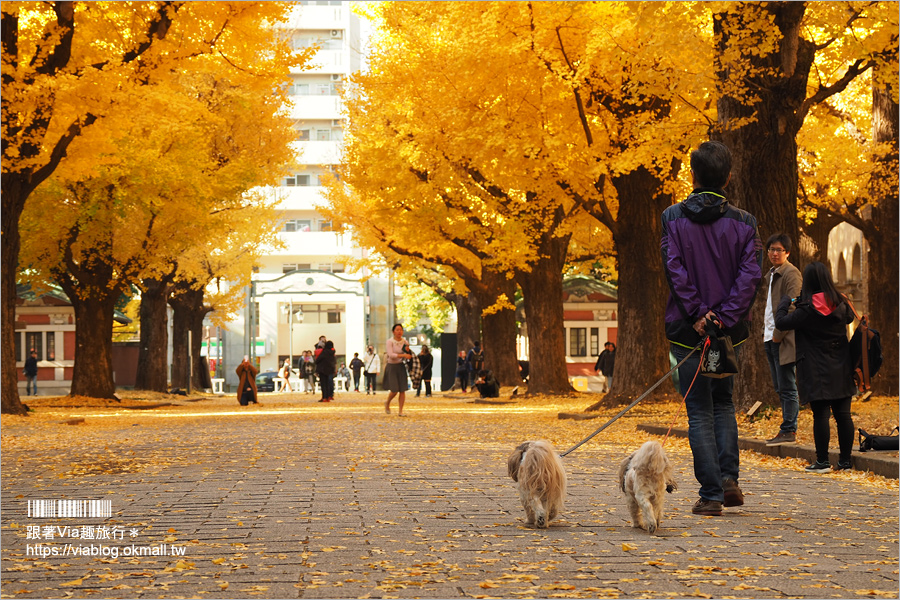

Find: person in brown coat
[236,356,259,406]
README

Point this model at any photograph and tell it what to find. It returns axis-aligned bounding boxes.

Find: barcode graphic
[27,500,112,518]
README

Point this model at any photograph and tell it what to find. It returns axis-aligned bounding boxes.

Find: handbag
[858,427,899,452]
[700,320,738,378]
[845,299,883,394]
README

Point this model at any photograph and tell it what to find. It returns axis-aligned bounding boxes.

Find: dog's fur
[617,440,677,533]
[507,440,567,528]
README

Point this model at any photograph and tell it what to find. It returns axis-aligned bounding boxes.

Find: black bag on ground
[700,320,738,378]
[858,427,899,452]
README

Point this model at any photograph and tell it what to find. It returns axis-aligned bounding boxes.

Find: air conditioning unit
[331,30,342,38]
[331,74,342,81]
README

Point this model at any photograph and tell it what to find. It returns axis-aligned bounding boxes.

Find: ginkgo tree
[712,1,898,402]
[15,4,305,401]
[329,2,709,397]
[2,1,308,412]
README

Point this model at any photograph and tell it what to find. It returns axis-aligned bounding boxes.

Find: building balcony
[271,231,352,256]
[274,186,328,211]
[295,50,349,74]
[287,95,343,120]
[283,5,348,32]
[293,140,342,165]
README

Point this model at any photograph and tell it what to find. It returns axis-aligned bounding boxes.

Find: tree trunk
[476,269,520,387]
[450,292,481,361]
[714,3,811,410]
[866,76,899,395]
[1,183,28,414]
[58,283,119,399]
[601,166,676,406]
[134,278,171,391]
[798,212,842,265]
[516,231,573,395]
[169,284,209,391]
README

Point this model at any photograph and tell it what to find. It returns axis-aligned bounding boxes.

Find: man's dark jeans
[764,341,799,434]
[671,343,740,503]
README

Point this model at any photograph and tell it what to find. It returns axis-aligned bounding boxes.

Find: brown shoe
[723,479,744,507]
[692,498,723,516]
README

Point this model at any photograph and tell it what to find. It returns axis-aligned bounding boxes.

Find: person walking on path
[466,341,485,388]
[281,359,295,393]
[364,346,380,394]
[349,352,365,392]
[384,324,414,416]
[661,140,762,516]
[775,261,856,473]
[236,356,259,406]
[763,233,802,447]
[594,342,616,392]
[23,349,39,396]
[316,341,337,402]
[415,345,434,397]
[301,350,317,394]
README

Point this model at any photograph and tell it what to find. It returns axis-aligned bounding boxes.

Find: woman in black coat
[315,340,337,402]
[415,345,434,397]
[774,262,855,473]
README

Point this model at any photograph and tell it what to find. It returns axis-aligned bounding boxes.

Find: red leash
[662,336,708,446]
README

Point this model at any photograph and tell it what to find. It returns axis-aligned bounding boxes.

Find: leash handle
[559,341,703,458]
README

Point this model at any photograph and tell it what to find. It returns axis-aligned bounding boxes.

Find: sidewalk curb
[637,424,900,479]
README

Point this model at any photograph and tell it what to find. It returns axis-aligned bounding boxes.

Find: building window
[327,311,341,324]
[25,332,43,360]
[284,221,296,232]
[47,333,56,360]
[569,328,587,357]
[297,128,310,141]
[316,129,331,141]
[316,84,330,95]
[319,220,333,232]
[590,328,599,356]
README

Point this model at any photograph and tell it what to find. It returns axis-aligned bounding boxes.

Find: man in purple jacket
[661,141,763,517]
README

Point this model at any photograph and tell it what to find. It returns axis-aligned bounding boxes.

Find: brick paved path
[2,394,897,598]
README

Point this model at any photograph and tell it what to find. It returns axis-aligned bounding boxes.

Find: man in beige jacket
[763,233,802,446]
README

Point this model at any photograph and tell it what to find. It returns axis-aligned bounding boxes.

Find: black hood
[681,189,729,224]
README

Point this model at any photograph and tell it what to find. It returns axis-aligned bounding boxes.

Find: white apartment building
[210,2,393,387]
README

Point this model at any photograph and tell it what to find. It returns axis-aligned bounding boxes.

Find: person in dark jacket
[594,342,616,392]
[775,261,855,473]
[454,351,468,393]
[415,345,434,397]
[474,369,500,399]
[349,352,365,391]
[661,141,763,516]
[315,340,337,402]
[235,356,259,406]
[24,350,39,396]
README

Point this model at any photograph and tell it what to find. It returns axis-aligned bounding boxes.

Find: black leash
[558,341,703,458]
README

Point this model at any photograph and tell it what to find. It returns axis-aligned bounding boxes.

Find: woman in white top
[281,359,294,392]
[384,323,414,416]
[364,346,381,394]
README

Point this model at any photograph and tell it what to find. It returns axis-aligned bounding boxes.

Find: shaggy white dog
[617,440,677,533]
[507,440,567,528]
